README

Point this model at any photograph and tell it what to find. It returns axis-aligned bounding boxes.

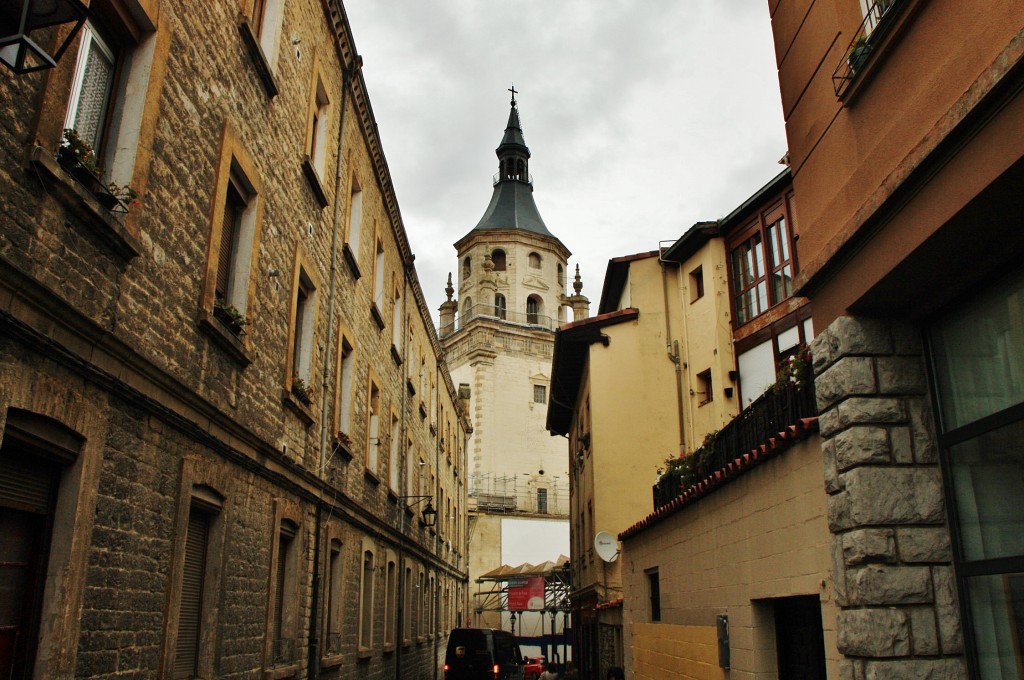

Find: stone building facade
[438,95,588,633]
[0,1,468,679]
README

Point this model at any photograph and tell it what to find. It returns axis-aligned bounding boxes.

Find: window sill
[198,308,254,366]
[282,388,315,426]
[30,146,142,259]
[370,304,385,331]
[364,467,381,485]
[262,663,299,680]
[382,643,396,654]
[419,402,427,419]
[342,242,361,279]
[331,434,354,462]
[320,654,344,670]
[406,378,416,397]
[390,344,402,365]
[301,155,329,208]
[357,646,373,660]
[238,16,279,98]
[834,0,923,104]
[430,423,437,436]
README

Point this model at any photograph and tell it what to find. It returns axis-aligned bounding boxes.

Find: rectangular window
[250,0,283,64]
[392,284,403,350]
[690,265,704,302]
[697,369,713,406]
[325,540,342,655]
[384,557,397,647]
[389,412,401,491]
[930,267,1024,677]
[533,384,547,404]
[174,506,211,678]
[288,264,318,397]
[728,202,796,326]
[648,569,661,622]
[367,379,380,473]
[336,333,354,436]
[403,565,413,643]
[346,177,363,262]
[730,233,767,325]
[373,239,386,312]
[307,73,330,176]
[359,548,375,650]
[271,520,297,665]
[65,22,118,158]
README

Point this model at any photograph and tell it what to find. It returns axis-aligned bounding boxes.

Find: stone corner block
[834,426,891,472]
[843,528,896,566]
[836,607,909,657]
[847,565,933,606]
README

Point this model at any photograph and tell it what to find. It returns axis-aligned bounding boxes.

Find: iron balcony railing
[439,303,563,336]
[492,172,533,186]
[653,375,818,511]
[832,0,902,97]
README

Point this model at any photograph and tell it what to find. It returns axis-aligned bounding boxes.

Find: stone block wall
[811,316,967,679]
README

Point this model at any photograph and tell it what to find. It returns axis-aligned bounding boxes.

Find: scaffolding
[469,472,568,516]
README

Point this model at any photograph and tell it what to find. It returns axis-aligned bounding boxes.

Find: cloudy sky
[343,1,789,320]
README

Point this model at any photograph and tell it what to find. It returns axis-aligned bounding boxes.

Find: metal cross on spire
[509,83,518,106]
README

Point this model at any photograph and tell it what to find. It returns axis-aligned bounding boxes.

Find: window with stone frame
[269,519,299,666]
[202,127,263,344]
[403,562,413,643]
[533,384,547,404]
[173,488,223,679]
[306,69,330,178]
[528,251,542,269]
[495,293,507,319]
[358,544,375,652]
[391,281,403,352]
[526,295,542,325]
[389,411,401,491]
[324,539,343,656]
[345,175,364,268]
[384,553,397,649]
[728,200,795,326]
[372,238,386,326]
[366,376,381,475]
[0,410,82,680]
[249,0,283,66]
[491,248,507,272]
[287,263,318,398]
[62,1,157,195]
[334,330,355,439]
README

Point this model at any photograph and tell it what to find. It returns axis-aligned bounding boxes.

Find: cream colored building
[547,248,740,678]
[439,94,588,631]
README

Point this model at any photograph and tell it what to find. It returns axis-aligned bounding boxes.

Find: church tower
[440,91,589,630]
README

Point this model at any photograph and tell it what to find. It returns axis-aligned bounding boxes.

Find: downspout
[660,261,686,454]
[433,354,444,680]
[309,60,357,680]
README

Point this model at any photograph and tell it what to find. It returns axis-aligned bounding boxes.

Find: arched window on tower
[460,296,473,328]
[494,294,506,320]
[517,159,525,180]
[491,249,506,272]
[526,295,542,325]
[558,264,565,290]
[462,256,471,280]
[528,252,541,269]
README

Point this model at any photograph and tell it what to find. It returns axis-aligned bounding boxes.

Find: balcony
[832,0,904,98]
[653,372,818,511]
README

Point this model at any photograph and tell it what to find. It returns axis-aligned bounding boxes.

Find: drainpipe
[395,262,412,680]
[434,355,443,680]
[660,261,686,454]
[309,59,358,680]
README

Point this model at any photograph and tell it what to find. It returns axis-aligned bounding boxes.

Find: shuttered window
[174,507,210,679]
[216,180,245,301]
[272,520,296,663]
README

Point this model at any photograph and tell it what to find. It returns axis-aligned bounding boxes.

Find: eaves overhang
[597,251,660,314]
[545,308,640,436]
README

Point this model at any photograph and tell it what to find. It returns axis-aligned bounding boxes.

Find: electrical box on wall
[717,614,730,669]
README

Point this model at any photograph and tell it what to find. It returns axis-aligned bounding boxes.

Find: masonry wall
[621,435,838,679]
[0,0,468,678]
[811,316,967,678]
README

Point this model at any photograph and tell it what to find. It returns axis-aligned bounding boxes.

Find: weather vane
[509,83,518,106]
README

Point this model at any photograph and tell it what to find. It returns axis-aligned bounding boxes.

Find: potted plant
[848,35,872,75]
[291,375,312,405]
[213,296,249,335]
[58,129,141,213]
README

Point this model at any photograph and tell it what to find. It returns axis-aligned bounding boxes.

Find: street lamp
[399,495,437,527]
[509,611,517,636]
[561,598,571,667]
[1,0,89,74]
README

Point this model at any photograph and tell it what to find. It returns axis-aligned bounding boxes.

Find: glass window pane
[931,267,1024,430]
[950,419,1024,562]
[753,236,765,279]
[72,29,116,150]
[966,573,1024,680]
[756,281,768,315]
[768,221,782,268]
[778,217,790,262]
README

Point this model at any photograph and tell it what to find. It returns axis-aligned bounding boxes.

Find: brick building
[0,1,469,679]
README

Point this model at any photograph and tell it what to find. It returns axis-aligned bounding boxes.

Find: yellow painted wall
[631,623,726,680]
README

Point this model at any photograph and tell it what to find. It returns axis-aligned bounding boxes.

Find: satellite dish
[594,531,620,562]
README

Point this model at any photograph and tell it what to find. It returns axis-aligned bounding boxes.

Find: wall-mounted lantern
[1,0,89,74]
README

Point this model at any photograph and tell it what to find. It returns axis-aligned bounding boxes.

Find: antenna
[594,531,620,562]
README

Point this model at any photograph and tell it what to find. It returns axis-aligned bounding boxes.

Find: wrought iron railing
[653,376,817,510]
[492,172,533,186]
[439,303,563,336]
[832,0,901,97]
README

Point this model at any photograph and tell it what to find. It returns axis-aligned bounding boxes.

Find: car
[444,628,525,680]
[523,656,546,680]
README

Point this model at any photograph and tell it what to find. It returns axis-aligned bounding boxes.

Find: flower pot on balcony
[848,42,872,75]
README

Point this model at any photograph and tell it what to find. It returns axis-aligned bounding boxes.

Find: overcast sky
[343,1,789,321]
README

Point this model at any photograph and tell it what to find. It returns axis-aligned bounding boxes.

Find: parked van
[443,628,525,680]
